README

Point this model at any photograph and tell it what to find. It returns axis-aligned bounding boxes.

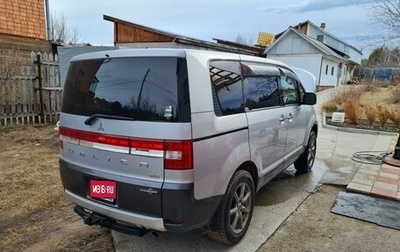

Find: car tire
[294,130,317,173]
[207,170,255,245]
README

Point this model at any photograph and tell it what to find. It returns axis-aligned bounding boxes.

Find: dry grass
[0,125,113,251]
[377,106,390,127]
[343,100,360,124]
[388,109,400,128]
[323,84,400,131]
[326,85,364,106]
[364,105,376,125]
[359,86,399,111]
[323,84,399,111]
[321,100,338,113]
[389,86,400,104]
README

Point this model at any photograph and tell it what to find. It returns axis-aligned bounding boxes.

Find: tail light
[59,126,193,170]
[164,140,193,170]
[59,127,79,150]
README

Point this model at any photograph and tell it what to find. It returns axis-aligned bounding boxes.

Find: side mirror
[302,92,317,105]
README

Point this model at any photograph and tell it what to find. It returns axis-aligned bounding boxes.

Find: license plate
[89,180,117,200]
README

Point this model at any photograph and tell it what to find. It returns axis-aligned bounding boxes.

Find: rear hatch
[59,51,191,217]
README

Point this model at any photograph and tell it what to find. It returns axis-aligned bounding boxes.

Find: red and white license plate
[89,180,117,200]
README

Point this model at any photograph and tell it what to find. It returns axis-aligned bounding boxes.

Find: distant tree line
[362,46,400,67]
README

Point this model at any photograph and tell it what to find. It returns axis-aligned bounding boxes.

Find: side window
[243,76,280,109]
[209,61,243,116]
[280,69,300,105]
[242,62,280,110]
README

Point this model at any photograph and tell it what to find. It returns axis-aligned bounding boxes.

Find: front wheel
[207,170,255,245]
[294,130,317,172]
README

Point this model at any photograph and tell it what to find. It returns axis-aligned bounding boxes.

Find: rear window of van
[62,57,190,122]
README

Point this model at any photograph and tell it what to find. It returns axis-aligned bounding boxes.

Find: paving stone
[371,186,397,200]
[347,182,372,194]
[376,176,399,185]
[357,168,379,176]
[378,172,400,180]
[381,167,400,176]
[351,173,376,186]
[381,164,396,170]
[373,181,398,192]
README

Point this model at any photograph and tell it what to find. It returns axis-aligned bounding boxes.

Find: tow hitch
[73,206,150,237]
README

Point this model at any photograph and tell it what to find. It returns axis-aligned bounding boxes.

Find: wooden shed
[103,15,264,56]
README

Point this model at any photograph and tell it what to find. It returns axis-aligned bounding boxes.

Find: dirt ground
[0,125,113,251]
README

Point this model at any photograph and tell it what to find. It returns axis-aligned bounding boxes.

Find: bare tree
[50,12,83,44]
[0,41,25,106]
[0,42,24,86]
[235,35,254,46]
[368,0,400,40]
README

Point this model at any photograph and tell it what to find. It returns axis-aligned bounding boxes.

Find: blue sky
[50,0,381,57]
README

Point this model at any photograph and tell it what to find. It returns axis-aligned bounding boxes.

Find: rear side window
[242,62,281,109]
[209,61,243,116]
[62,57,190,122]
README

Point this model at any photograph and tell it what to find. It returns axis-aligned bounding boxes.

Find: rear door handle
[287,113,294,120]
[279,114,286,122]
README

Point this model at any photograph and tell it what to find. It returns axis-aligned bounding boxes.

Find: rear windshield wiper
[84,114,135,125]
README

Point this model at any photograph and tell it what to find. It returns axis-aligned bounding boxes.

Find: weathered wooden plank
[0,50,62,126]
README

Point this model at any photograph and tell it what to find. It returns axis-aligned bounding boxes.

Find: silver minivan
[59,49,318,245]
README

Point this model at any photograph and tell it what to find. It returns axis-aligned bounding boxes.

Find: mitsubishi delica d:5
[58,48,318,245]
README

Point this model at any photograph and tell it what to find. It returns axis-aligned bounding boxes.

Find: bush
[359,83,379,93]
[322,85,369,114]
[322,100,338,113]
[344,100,360,124]
[364,106,376,125]
[377,106,390,127]
[388,109,400,128]
[329,86,363,105]
[389,86,400,104]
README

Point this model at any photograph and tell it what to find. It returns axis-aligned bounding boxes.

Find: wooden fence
[0,52,62,126]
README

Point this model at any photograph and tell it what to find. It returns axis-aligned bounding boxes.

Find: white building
[265,21,363,88]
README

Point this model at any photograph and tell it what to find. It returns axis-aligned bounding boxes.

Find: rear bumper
[65,189,166,231]
[59,158,223,232]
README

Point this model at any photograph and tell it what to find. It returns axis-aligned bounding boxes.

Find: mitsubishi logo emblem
[97,122,104,132]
